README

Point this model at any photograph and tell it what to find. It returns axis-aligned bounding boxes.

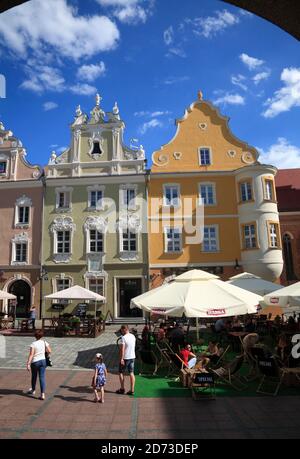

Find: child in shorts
[92,353,107,403]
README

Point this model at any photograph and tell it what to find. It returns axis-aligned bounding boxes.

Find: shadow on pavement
[73,343,119,372]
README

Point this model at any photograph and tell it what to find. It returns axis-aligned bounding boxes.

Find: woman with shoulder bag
[26,329,52,400]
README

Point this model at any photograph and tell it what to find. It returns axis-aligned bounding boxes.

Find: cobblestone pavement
[0,325,125,372]
[0,369,300,439]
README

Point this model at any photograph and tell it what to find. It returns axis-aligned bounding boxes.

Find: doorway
[118,278,143,318]
[8,280,31,318]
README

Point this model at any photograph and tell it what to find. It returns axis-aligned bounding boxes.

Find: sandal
[127,391,134,396]
[116,388,125,394]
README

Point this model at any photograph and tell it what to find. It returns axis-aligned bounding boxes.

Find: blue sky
[0,0,300,169]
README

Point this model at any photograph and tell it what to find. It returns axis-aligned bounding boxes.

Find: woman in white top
[26,329,51,400]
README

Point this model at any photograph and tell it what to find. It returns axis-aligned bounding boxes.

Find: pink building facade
[0,121,43,318]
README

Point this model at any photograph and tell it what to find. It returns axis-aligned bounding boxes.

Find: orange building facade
[148,93,283,288]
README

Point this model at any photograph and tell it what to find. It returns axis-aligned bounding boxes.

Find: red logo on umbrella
[207,309,226,316]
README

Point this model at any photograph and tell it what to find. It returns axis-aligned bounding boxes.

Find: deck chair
[159,349,188,378]
[137,348,160,376]
[209,345,231,369]
[190,371,216,400]
[211,355,247,391]
[256,357,285,396]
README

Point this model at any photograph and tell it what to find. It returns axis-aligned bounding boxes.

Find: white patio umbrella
[131,269,262,318]
[263,281,300,316]
[227,272,284,296]
[45,285,105,317]
[0,290,17,315]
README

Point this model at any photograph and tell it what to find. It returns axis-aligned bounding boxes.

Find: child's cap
[96,353,103,359]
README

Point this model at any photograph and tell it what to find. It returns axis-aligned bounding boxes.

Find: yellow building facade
[148,93,283,287]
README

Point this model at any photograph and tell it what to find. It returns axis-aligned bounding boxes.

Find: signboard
[76,303,88,317]
[52,304,65,311]
[270,297,279,304]
[207,309,226,316]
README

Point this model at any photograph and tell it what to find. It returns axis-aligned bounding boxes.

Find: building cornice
[0,180,43,190]
[45,175,147,187]
[149,164,277,179]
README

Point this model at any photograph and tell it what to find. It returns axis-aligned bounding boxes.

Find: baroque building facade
[148,92,284,288]
[42,95,148,319]
[0,121,43,318]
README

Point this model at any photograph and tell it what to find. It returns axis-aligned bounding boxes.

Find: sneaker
[115,388,125,394]
[27,389,35,395]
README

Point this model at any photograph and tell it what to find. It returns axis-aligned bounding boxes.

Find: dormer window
[92,141,102,155]
[0,161,7,175]
[55,187,73,212]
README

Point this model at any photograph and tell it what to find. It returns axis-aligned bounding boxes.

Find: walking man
[116,325,136,396]
[29,306,36,330]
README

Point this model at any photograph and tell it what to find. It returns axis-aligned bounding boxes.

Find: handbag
[44,341,53,367]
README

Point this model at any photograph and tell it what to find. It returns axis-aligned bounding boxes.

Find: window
[121,230,137,252]
[57,231,70,254]
[165,228,182,253]
[202,226,218,252]
[0,161,7,174]
[240,181,253,202]
[268,222,280,248]
[89,230,103,253]
[199,184,215,205]
[18,206,29,225]
[56,278,70,292]
[91,141,102,155]
[163,185,180,207]
[283,234,296,281]
[15,243,27,262]
[123,188,136,208]
[89,190,103,209]
[243,224,257,249]
[88,278,104,297]
[58,192,70,209]
[199,148,211,166]
[264,179,274,201]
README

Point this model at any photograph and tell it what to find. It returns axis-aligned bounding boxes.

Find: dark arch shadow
[1,1,300,40]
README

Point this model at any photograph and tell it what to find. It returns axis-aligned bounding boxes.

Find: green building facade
[42,95,148,319]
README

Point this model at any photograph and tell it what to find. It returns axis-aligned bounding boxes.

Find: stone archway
[8,279,31,318]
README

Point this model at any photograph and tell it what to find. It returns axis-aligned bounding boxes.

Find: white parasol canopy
[45,285,105,301]
[227,272,284,296]
[0,290,17,300]
[263,281,300,314]
[131,269,261,318]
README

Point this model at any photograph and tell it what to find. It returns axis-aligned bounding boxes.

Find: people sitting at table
[168,322,185,352]
[242,333,259,353]
[180,344,197,369]
[205,340,221,365]
[232,316,243,332]
[157,323,166,342]
[194,354,210,373]
[253,336,273,358]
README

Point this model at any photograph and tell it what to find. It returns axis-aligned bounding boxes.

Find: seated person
[169,322,185,352]
[276,333,292,363]
[232,316,243,332]
[243,333,259,353]
[245,318,256,333]
[194,354,210,373]
[180,344,197,369]
[141,325,151,349]
[205,340,221,364]
[157,323,166,342]
[214,318,226,333]
[253,336,273,359]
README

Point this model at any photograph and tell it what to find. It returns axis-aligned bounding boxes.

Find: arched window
[91,141,102,155]
[283,234,296,281]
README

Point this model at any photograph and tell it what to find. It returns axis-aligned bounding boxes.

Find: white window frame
[14,195,32,228]
[120,229,138,253]
[198,147,212,166]
[163,184,181,208]
[52,275,73,305]
[88,229,104,254]
[119,184,138,211]
[55,187,73,212]
[265,180,274,201]
[202,225,219,252]
[56,230,71,255]
[50,217,76,264]
[87,185,105,211]
[0,159,8,176]
[240,181,253,202]
[88,277,105,297]
[11,232,30,266]
[243,224,257,250]
[198,183,216,206]
[164,227,182,253]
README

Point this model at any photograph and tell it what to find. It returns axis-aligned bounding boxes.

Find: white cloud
[240,53,264,71]
[96,0,153,25]
[257,137,300,168]
[164,26,174,46]
[20,65,65,93]
[166,47,186,59]
[213,92,245,106]
[253,70,270,85]
[231,74,247,91]
[139,118,163,134]
[43,102,58,111]
[262,67,300,118]
[69,83,98,96]
[77,62,106,82]
[134,110,171,117]
[0,0,120,61]
[187,10,240,39]
[163,76,190,85]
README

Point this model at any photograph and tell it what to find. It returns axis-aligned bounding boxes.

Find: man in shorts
[116,324,136,396]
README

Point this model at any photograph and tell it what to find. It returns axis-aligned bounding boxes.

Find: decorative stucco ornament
[199,123,207,130]
[152,153,169,166]
[73,105,87,125]
[173,152,182,160]
[91,93,105,122]
[242,152,255,164]
[112,102,120,120]
[227,150,236,159]
[0,122,5,131]
[49,151,57,165]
